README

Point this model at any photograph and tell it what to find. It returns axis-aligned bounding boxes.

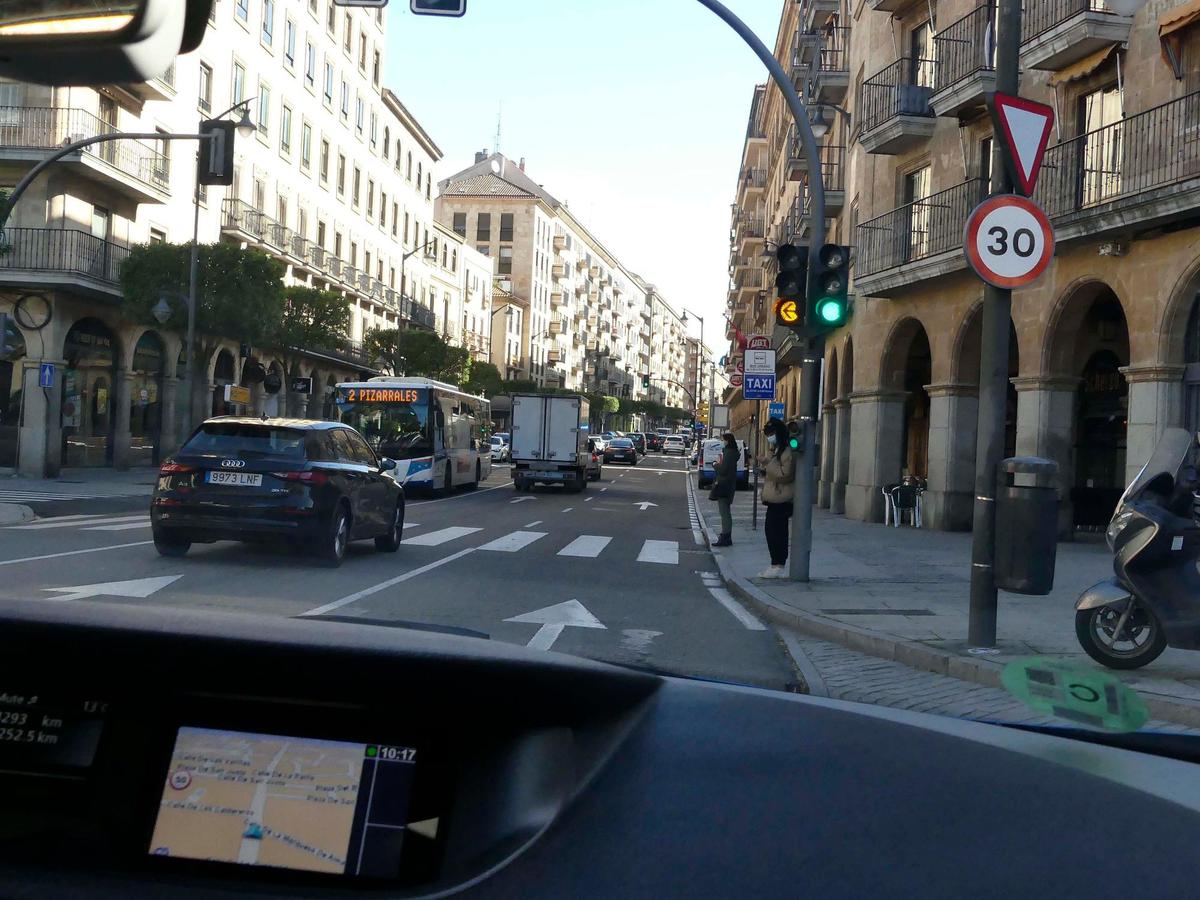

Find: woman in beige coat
[757,419,795,578]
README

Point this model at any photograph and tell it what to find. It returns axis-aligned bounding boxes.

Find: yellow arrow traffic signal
[775,298,800,326]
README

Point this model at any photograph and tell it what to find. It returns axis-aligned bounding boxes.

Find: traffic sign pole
[969,0,1023,649]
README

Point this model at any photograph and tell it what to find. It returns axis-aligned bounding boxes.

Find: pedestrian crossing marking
[478,530,546,553]
[404,526,482,547]
[0,491,148,503]
[402,523,419,529]
[9,514,148,530]
[557,535,612,558]
[83,518,151,532]
[637,540,679,565]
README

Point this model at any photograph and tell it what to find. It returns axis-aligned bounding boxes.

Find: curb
[688,478,1200,729]
[0,503,34,525]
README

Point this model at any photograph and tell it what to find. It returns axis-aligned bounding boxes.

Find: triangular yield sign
[989,92,1055,196]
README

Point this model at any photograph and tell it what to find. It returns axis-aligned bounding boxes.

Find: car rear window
[183,423,310,459]
[611,439,633,448]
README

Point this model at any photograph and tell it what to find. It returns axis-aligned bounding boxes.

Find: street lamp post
[681,308,711,434]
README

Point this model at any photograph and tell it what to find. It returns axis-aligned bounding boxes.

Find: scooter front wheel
[1075,598,1167,670]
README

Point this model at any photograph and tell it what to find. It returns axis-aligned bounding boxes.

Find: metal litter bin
[995,456,1059,595]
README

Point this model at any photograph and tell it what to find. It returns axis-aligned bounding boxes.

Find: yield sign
[989,92,1055,196]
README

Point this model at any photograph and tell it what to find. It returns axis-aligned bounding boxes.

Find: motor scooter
[1075,427,1200,669]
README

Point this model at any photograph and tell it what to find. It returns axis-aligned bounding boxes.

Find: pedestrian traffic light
[774,243,809,332]
[807,243,850,333]
[198,119,236,186]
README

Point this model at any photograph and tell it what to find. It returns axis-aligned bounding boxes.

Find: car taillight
[159,462,196,475]
[272,470,330,486]
[592,454,598,462]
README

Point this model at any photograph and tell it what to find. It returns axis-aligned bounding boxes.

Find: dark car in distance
[628,432,647,455]
[151,418,405,567]
[604,438,638,465]
[644,432,663,452]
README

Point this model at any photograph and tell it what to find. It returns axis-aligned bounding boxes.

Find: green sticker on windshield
[1001,657,1149,733]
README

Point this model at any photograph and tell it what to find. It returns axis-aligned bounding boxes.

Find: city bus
[333,377,492,492]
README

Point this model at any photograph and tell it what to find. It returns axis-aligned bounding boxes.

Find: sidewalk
[0,467,158,497]
[693,477,1200,727]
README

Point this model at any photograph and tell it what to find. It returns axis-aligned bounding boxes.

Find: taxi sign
[963,194,1054,289]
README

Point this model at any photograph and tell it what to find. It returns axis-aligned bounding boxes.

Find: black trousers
[764,501,793,566]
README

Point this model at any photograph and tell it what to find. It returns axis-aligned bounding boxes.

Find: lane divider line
[0,541,155,567]
[300,548,475,617]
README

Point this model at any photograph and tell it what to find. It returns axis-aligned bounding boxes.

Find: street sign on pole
[711,403,730,429]
[743,373,775,400]
[768,401,785,421]
[964,194,1055,289]
[730,373,744,388]
[747,334,771,350]
[290,376,313,395]
[745,348,776,375]
[38,362,54,388]
[988,92,1054,197]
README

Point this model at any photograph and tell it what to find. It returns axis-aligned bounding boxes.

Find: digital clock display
[0,691,107,770]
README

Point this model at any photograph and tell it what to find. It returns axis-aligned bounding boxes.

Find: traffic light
[786,420,803,451]
[808,243,850,333]
[773,243,809,332]
[641,373,650,389]
[197,119,236,186]
[407,0,467,16]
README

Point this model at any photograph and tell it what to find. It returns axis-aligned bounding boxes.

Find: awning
[1160,0,1200,75]
[1047,43,1117,86]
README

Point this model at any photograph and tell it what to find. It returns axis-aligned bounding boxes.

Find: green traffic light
[815,297,845,325]
[788,437,800,450]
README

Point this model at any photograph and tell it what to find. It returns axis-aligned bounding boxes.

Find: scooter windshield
[1116,427,1194,510]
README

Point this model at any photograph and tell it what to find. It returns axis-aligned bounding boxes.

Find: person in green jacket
[710,432,739,547]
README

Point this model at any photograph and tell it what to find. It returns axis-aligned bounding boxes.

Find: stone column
[17,357,65,478]
[249,382,265,417]
[112,367,132,470]
[305,389,324,418]
[923,382,979,531]
[159,376,179,456]
[831,397,851,515]
[817,401,837,508]
[1013,375,1080,539]
[844,389,907,523]
[1121,365,1185,487]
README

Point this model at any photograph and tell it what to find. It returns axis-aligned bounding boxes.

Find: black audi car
[151,418,405,567]
[603,438,639,465]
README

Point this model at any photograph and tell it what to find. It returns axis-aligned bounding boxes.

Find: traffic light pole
[696,0,826,582]
[967,0,1022,647]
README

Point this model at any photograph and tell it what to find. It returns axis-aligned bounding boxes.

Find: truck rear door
[511,396,546,460]
[546,397,581,461]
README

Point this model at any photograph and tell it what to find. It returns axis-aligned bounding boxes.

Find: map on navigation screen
[149,728,367,874]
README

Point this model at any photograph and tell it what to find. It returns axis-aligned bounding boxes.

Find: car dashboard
[1,599,1200,898]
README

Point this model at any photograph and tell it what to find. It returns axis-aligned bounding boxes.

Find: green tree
[269,288,351,411]
[365,327,470,383]
[460,361,505,397]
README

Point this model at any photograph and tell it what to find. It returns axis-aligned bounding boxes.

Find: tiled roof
[442,173,535,197]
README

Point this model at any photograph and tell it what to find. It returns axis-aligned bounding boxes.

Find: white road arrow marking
[634,501,658,510]
[42,574,183,603]
[504,599,605,651]
[510,496,537,504]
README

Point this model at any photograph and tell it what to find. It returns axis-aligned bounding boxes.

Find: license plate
[206,471,263,487]
[531,471,564,480]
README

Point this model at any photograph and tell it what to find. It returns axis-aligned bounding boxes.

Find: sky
[384,0,783,357]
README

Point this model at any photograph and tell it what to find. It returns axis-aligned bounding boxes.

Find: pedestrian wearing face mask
[757,418,795,579]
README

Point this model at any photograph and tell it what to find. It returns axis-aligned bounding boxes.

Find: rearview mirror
[379,457,397,472]
[0,0,209,85]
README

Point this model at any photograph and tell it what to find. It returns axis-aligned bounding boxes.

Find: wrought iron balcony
[0,227,129,297]
[807,25,850,105]
[932,5,997,117]
[1035,90,1200,242]
[855,178,985,292]
[0,105,170,202]
[858,58,936,155]
[1021,0,1133,70]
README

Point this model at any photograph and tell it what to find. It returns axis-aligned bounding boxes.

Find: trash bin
[994,456,1059,595]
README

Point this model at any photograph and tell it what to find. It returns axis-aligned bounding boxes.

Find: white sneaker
[763,565,788,579]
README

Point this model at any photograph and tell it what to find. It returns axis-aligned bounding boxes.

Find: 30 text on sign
[963,194,1054,290]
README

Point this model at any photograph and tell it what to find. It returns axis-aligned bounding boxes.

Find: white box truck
[510,394,591,492]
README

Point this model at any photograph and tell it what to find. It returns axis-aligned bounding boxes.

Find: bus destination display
[337,388,425,404]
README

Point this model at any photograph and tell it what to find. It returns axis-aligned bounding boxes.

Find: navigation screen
[149,728,421,878]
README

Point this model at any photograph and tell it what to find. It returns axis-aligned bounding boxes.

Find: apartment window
[284,18,296,68]
[257,83,271,138]
[343,12,352,52]
[323,60,334,105]
[499,213,514,242]
[978,136,993,194]
[298,208,308,239]
[350,242,357,267]
[369,111,377,148]
[261,0,274,46]
[372,49,381,87]
[232,61,245,104]
[367,179,375,217]
[340,80,349,120]
[903,164,932,260]
[1079,83,1122,206]
[390,267,396,288]
[277,196,288,227]
[326,1,335,34]
[416,161,422,188]
[406,152,412,181]
[304,40,316,87]
[149,227,166,244]
[334,232,342,257]
[403,212,410,245]
[909,21,935,88]
[425,174,431,200]
[358,30,367,71]
[317,220,326,248]
[497,249,513,276]
[198,62,212,113]
[476,245,489,256]
[309,0,318,15]
[253,178,265,211]
[355,96,364,135]
[395,140,402,168]
[280,104,292,155]
[336,153,346,195]
[392,203,399,237]
[319,138,330,183]
[379,192,387,229]
[365,251,371,274]
[451,249,457,272]
[382,127,390,159]
[452,212,466,236]
[352,166,361,207]
[235,0,248,23]
[423,226,428,249]
[476,213,490,241]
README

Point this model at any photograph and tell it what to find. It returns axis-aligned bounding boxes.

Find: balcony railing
[1022,0,1117,42]
[740,168,767,191]
[0,227,129,287]
[1036,91,1200,219]
[0,105,169,193]
[856,179,984,277]
[816,24,850,72]
[934,5,996,89]
[859,58,936,133]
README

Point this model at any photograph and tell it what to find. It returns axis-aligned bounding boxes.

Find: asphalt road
[0,454,799,691]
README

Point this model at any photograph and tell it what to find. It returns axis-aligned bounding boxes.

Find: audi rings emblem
[220,459,246,469]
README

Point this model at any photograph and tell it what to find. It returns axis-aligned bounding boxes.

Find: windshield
[7,0,1194,750]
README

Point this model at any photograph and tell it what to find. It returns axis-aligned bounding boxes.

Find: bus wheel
[468,461,480,490]
[439,462,453,496]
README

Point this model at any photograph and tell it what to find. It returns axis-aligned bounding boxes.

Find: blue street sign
[743,373,775,400]
[38,362,54,388]
[768,402,785,421]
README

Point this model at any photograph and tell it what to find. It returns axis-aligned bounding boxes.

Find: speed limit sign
[963,194,1054,289]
